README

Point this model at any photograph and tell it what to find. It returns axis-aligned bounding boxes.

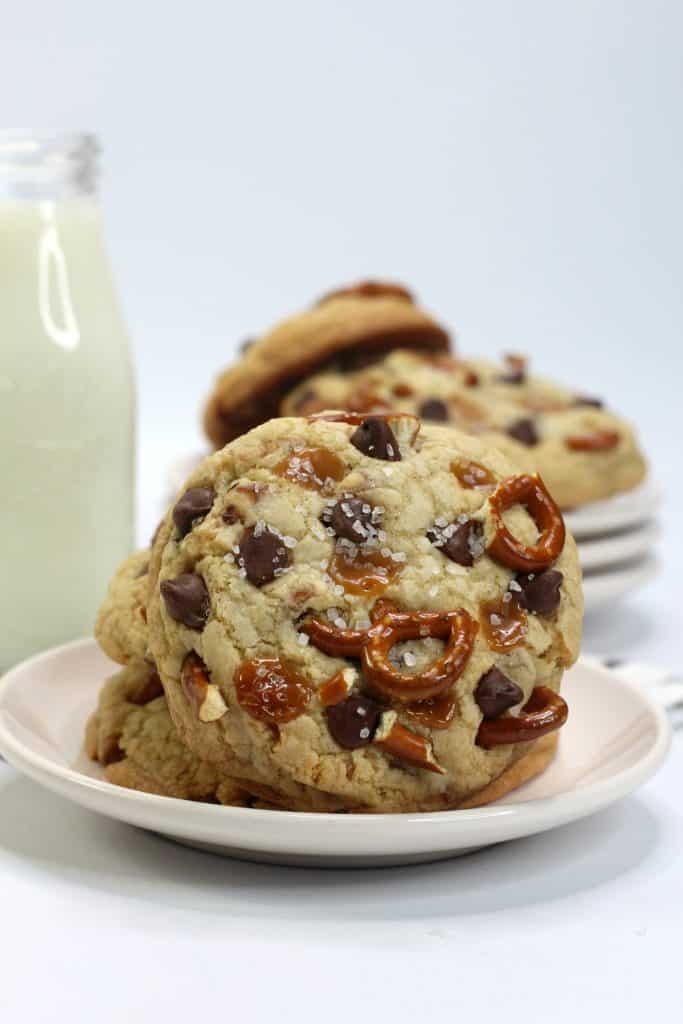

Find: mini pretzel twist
[476,686,568,748]
[301,599,396,658]
[362,608,478,702]
[487,474,566,572]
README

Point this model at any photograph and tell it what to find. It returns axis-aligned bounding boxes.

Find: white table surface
[1,437,680,1023]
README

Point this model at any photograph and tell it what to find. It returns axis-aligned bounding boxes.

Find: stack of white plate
[164,459,660,616]
[565,478,660,613]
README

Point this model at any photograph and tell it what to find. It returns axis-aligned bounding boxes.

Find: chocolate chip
[173,487,215,537]
[575,395,604,409]
[350,417,401,461]
[507,417,539,446]
[515,569,563,616]
[418,398,449,422]
[160,574,210,630]
[237,525,290,586]
[222,504,239,525]
[427,519,483,567]
[475,668,523,719]
[498,368,525,384]
[498,354,527,385]
[464,370,480,387]
[321,496,379,542]
[326,694,382,749]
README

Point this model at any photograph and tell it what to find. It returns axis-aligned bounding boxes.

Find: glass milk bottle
[0,134,135,670]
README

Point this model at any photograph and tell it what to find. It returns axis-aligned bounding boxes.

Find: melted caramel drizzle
[480,595,528,652]
[276,447,345,491]
[452,459,496,489]
[328,549,402,596]
[235,657,311,723]
[404,691,457,730]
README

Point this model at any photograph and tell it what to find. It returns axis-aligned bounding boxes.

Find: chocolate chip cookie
[85,660,276,805]
[203,281,449,449]
[94,549,150,664]
[147,413,582,813]
[282,350,647,508]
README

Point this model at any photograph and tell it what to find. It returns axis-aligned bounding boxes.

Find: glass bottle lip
[0,133,100,200]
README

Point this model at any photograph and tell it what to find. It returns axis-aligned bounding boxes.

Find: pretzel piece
[565,430,619,452]
[476,685,568,748]
[301,599,397,658]
[487,474,566,572]
[374,712,445,774]
[362,608,478,702]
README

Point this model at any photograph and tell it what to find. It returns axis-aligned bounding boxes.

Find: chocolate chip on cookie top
[320,495,382,543]
[574,395,604,409]
[160,574,210,630]
[325,693,383,749]
[237,524,291,586]
[427,518,484,567]
[497,353,528,385]
[506,417,539,446]
[173,487,215,537]
[474,667,523,718]
[418,398,449,422]
[513,569,563,616]
[350,416,401,461]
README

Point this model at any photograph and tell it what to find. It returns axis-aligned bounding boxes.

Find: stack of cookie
[88,410,583,812]
[203,282,646,510]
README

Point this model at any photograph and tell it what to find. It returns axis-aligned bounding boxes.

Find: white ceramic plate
[582,554,659,614]
[578,520,659,572]
[564,477,660,539]
[0,639,669,867]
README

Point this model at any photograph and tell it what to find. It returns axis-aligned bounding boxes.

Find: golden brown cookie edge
[204,301,450,448]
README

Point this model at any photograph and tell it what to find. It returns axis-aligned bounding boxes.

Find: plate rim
[0,637,671,850]
[577,520,659,570]
[564,476,660,538]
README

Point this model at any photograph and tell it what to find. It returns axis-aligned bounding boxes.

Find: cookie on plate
[85,660,271,805]
[203,280,450,449]
[148,413,582,813]
[94,550,151,664]
[282,350,647,508]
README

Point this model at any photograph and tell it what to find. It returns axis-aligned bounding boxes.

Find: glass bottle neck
[0,134,99,201]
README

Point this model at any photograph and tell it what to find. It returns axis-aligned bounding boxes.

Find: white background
[2,3,682,1021]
